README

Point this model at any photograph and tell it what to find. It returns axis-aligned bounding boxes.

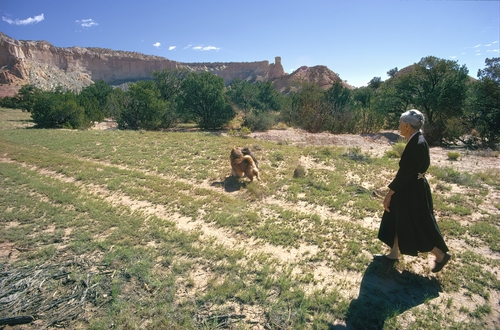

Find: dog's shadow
[211,176,250,192]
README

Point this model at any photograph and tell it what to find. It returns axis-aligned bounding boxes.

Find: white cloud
[169,46,176,51]
[2,13,44,25]
[82,22,97,28]
[202,46,220,51]
[76,18,98,28]
[473,44,481,48]
[153,42,161,48]
[184,44,220,51]
[193,45,220,51]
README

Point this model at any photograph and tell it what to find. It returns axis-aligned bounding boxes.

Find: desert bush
[31,90,91,129]
[227,79,283,114]
[293,165,306,178]
[273,122,289,130]
[465,58,500,148]
[117,80,174,130]
[431,167,480,187]
[384,139,407,158]
[178,71,235,130]
[227,126,251,137]
[243,111,278,131]
[342,147,371,163]
[447,151,461,160]
[240,126,251,136]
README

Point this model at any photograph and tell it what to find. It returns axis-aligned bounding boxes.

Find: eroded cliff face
[0,33,286,97]
[0,32,350,98]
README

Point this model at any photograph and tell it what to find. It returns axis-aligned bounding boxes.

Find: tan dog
[230,147,260,181]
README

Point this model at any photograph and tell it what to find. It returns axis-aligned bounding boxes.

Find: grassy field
[0,108,499,329]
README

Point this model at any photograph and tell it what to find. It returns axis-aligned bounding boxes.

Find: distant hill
[273,65,353,93]
[0,32,352,97]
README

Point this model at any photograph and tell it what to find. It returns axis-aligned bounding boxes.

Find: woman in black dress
[377,109,451,273]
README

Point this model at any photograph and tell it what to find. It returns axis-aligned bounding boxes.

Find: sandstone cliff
[0,32,350,97]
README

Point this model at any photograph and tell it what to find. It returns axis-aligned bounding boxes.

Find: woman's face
[398,120,408,135]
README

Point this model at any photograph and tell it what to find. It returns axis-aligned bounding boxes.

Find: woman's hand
[383,190,394,212]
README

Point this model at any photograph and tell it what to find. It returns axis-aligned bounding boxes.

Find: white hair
[401,109,425,130]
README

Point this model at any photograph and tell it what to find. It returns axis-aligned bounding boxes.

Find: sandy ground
[249,128,500,174]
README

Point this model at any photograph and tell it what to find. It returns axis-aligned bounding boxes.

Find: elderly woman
[377,109,451,273]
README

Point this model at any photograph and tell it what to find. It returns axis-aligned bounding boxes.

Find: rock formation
[0,32,350,97]
[273,65,352,93]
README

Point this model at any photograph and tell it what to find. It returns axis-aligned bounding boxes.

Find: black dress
[378,131,449,256]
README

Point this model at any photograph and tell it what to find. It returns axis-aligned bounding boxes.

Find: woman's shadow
[337,258,443,329]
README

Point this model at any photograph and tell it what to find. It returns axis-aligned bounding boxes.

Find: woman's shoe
[432,253,451,273]
[373,254,399,262]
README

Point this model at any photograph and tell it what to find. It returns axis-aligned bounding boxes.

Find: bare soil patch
[250,128,500,173]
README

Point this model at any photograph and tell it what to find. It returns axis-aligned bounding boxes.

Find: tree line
[1,56,499,148]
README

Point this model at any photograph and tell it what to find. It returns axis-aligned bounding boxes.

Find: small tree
[254,81,282,113]
[322,81,354,133]
[288,82,325,132]
[373,56,469,144]
[352,87,385,133]
[152,68,188,103]
[178,72,235,130]
[368,77,382,89]
[78,93,103,123]
[477,57,500,84]
[103,88,127,119]
[466,57,500,147]
[16,84,43,112]
[117,80,172,130]
[387,67,398,78]
[79,80,113,110]
[226,78,258,112]
[31,90,89,129]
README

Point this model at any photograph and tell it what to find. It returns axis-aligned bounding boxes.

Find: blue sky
[1,0,499,87]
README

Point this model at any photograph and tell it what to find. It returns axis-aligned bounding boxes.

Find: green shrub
[273,122,289,130]
[31,90,91,129]
[447,151,461,160]
[343,147,371,162]
[385,139,407,158]
[240,126,251,136]
[227,127,251,137]
[432,167,480,187]
[293,165,306,178]
[243,111,278,132]
[178,71,235,130]
[117,80,174,130]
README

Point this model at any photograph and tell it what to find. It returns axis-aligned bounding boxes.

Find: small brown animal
[230,147,260,181]
[240,147,259,168]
